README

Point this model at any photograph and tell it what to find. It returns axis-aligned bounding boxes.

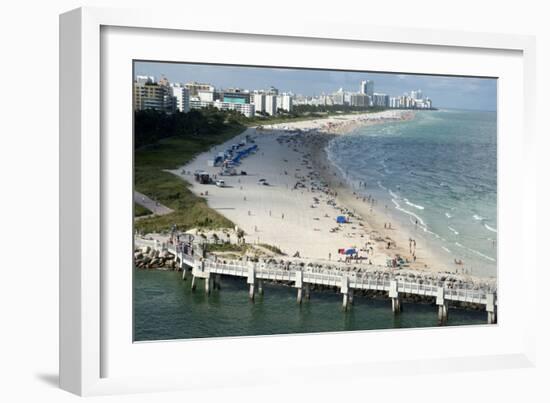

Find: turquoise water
[326,110,497,277]
[134,269,487,341]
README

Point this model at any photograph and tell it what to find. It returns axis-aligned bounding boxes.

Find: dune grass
[134,203,152,217]
[134,126,244,234]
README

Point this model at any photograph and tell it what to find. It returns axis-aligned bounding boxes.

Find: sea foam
[404,198,425,210]
[447,226,459,235]
[484,223,497,233]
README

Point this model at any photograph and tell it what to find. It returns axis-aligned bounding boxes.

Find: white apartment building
[265,94,277,116]
[253,93,266,114]
[389,97,400,108]
[213,100,255,118]
[170,84,190,113]
[189,99,255,117]
[276,94,293,112]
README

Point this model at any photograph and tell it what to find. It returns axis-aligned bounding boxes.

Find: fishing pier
[136,238,497,325]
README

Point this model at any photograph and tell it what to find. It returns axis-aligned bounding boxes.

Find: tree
[237,228,245,244]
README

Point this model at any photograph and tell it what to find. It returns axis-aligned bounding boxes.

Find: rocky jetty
[134,246,180,270]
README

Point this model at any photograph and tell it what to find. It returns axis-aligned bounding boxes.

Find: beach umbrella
[336,216,347,224]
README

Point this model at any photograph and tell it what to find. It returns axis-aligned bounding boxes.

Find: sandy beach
[167,110,471,276]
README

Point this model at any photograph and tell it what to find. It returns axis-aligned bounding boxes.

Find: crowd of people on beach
[275,130,427,271]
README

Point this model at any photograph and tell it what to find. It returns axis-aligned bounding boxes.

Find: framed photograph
[60,7,537,396]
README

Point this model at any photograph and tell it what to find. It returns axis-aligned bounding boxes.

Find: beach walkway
[134,191,174,216]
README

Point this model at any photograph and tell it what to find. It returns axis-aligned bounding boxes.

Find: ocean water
[134,269,486,341]
[326,109,497,277]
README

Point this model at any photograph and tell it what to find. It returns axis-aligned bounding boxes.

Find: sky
[135,61,497,111]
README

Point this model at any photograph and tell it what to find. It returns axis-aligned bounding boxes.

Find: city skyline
[134,61,497,111]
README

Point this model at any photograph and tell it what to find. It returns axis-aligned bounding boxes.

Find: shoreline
[163,109,494,284]
[275,112,456,275]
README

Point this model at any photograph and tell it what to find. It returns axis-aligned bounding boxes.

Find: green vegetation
[207,243,250,253]
[135,105,388,148]
[232,105,389,127]
[257,243,285,255]
[134,203,152,217]
[134,109,245,233]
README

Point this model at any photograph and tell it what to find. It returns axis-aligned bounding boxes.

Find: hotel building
[134,78,176,113]
[185,82,215,97]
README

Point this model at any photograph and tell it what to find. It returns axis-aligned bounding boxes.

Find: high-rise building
[276,94,293,112]
[170,84,190,113]
[360,80,374,97]
[265,94,277,115]
[252,92,266,114]
[372,93,389,108]
[350,93,369,107]
[134,79,176,113]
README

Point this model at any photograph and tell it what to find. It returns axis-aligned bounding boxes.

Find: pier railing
[135,238,497,324]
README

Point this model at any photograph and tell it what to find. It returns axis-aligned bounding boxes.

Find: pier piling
[391,297,402,313]
[247,264,256,302]
[486,292,497,324]
[342,293,349,310]
[436,287,448,324]
[191,275,196,292]
[258,279,263,295]
[295,271,304,304]
[389,281,401,314]
[341,275,350,310]
[437,302,448,324]
[249,283,255,301]
[205,275,212,295]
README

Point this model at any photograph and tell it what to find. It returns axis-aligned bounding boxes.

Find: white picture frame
[59,6,537,396]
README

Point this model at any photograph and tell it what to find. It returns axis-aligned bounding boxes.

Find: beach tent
[345,248,357,255]
[336,216,347,224]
